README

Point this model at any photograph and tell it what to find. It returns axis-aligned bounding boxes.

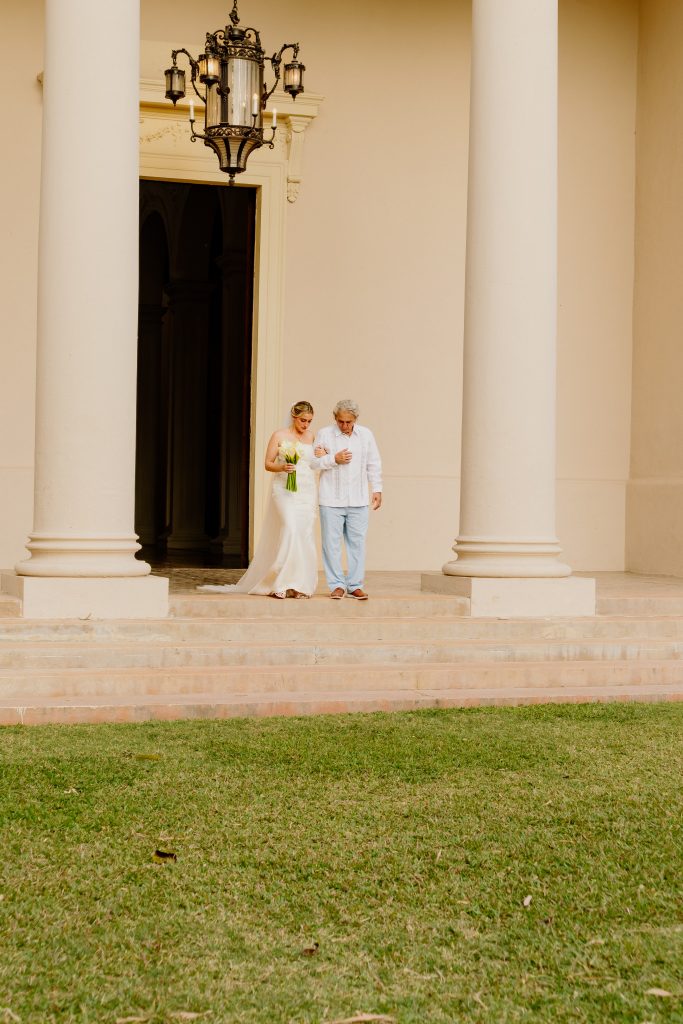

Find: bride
[197,401,319,598]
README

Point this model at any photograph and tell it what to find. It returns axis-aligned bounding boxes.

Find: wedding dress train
[197,443,319,597]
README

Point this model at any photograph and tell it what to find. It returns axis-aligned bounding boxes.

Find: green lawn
[1,704,682,1024]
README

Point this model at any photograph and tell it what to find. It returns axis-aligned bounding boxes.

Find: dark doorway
[135,180,256,567]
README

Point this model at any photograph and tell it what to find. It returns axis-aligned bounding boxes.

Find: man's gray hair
[333,399,360,418]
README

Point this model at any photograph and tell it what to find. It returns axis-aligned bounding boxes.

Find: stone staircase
[2,578,683,724]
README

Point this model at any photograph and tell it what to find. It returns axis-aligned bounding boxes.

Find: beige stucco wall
[558,0,637,571]
[1,0,638,572]
[0,1,42,570]
[627,0,683,576]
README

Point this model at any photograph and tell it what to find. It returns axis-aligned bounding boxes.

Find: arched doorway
[135,181,256,567]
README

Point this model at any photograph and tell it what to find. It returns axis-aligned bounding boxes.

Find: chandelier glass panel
[164,0,305,183]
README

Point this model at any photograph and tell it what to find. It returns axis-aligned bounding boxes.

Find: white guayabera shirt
[314,423,383,508]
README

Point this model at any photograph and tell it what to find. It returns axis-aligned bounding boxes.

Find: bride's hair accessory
[291,400,314,417]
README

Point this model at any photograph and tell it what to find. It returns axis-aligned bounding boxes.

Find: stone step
[3,579,683,727]
[4,637,683,673]
[0,595,20,618]
[174,587,683,618]
[169,593,470,618]
[4,585,683,622]
[4,614,683,644]
[597,595,683,615]
[3,657,683,701]
[2,680,682,726]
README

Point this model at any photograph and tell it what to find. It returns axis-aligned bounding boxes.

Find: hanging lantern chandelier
[164,0,306,183]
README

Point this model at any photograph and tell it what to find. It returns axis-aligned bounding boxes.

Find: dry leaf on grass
[153,849,177,862]
[169,1013,211,1020]
[522,894,532,907]
[115,1017,150,1023]
[301,941,319,956]
[323,1016,396,1024]
[645,988,673,998]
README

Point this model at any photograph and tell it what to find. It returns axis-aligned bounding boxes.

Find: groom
[314,399,383,600]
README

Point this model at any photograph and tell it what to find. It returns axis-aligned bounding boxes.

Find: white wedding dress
[197,444,319,597]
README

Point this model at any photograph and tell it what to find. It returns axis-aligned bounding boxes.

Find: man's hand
[314,445,329,457]
[371,492,382,510]
[335,449,352,465]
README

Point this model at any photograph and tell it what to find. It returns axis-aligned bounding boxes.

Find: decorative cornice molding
[139,120,189,145]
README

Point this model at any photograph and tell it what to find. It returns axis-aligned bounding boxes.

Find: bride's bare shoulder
[266,430,286,453]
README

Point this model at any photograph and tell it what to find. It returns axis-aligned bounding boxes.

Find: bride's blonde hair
[291,401,314,418]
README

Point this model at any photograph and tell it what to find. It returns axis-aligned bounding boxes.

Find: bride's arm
[307,430,324,469]
[264,432,294,474]
[311,428,336,471]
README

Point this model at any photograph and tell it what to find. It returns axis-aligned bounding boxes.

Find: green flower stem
[285,455,299,492]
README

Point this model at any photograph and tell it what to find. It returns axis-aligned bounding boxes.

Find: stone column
[424,0,594,616]
[2,0,168,618]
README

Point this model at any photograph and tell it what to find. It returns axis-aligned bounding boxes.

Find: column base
[15,534,150,577]
[445,540,571,578]
[421,573,596,617]
[0,573,169,619]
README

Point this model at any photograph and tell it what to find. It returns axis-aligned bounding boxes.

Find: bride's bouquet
[279,440,305,492]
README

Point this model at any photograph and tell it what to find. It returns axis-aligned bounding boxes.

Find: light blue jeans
[319,505,369,593]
